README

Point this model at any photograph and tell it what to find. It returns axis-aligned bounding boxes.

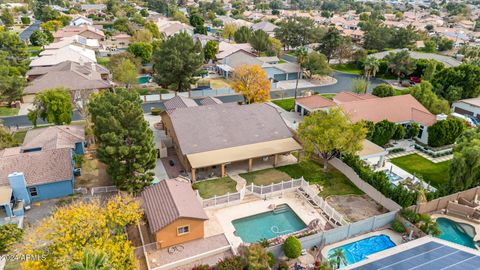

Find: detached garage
[452,97,480,120]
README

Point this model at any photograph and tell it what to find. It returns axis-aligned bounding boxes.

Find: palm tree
[328,249,347,270]
[69,250,109,270]
[294,47,308,100]
[363,56,380,92]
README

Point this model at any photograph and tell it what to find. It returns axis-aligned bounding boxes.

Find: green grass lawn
[240,168,292,186]
[390,154,450,188]
[13,130,27,144]
[0,106,19,116]
[97,57,111,66]
[332,63,362,74]
[193,177,237,199]
[272,98,295,111]
[243,161,363,198]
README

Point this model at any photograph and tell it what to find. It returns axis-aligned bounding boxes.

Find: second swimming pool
[232,204,306,243]
[437,217,477,249]
[327,234,396,268]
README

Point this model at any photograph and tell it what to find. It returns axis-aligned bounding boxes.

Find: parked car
[451,112,476,127]
[408,76,421,84]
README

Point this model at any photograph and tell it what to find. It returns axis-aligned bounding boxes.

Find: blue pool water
[384,170,402,183]
[437,217,477,249]
[138,75,151,84]
[232,204,306,243]
[327,235,396,268]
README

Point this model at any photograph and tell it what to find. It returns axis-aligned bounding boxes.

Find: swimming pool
[138,75,151,84]
[232,204,306,243]
[327,234,396,268]
[437,217,477,249]
[384,170,402,183]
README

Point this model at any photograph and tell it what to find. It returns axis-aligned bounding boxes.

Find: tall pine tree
[88,89,156,193]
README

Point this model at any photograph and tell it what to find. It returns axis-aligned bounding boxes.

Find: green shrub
[151,108,162,115]
[73,154,84,168]
[391,220,406,233]
[267,252,275,267]
[216,256,244,270]
[400,208,420,223]
[283,236,302,259]
[372,84,395,97]
[278,260,288,270]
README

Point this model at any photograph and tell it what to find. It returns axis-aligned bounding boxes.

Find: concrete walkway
[386,149,453,163]
[229,174,247,192]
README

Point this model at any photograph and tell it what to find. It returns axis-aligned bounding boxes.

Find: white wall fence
[140,88,236,103]
[197,177,347,227]
[267,210,397,257]
[90,186,118,196]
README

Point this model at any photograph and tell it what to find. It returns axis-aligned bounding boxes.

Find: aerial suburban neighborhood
[1,0,480,269]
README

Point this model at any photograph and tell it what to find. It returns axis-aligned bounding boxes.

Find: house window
[28,187,38,197]
[177,225,190,235]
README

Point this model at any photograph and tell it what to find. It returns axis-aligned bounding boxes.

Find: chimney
[8,172,31,206]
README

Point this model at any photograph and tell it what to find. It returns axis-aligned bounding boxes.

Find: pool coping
[204,192,327,249]
[320,229,403,262]
[432,213,480,242]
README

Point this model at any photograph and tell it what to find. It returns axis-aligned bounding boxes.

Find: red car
[409,76,422,84]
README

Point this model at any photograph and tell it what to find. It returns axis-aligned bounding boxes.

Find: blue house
[0,148,75,218]
[21,125,85,155]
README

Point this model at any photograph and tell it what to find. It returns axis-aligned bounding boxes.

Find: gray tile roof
[167,103,293,154]
[164,96,199,111]
[199,97,223,105]
[22,125,85,151]
[141,179,208,233]
[0,148,73,186]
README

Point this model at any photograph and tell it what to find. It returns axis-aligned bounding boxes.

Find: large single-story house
[294,93,437,144]
[215,42,253,61]
[216,50,300,83]
[452,97,480,120]
[24,60,111,102]
[29,45,97,68]
[161,99,302,181]
[156,18,194,37]
[44,35,100,51]
[251,21,278,36]
[141,178,208,248]
[70,15,93,26]
[53,25,105,42]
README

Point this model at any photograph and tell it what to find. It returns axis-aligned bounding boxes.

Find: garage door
[454,107,474,116]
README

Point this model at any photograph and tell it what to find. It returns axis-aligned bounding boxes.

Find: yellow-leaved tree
[22,194,142,270]
[230,64,271,104]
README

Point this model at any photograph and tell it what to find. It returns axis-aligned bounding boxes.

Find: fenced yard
[192,177,237,199]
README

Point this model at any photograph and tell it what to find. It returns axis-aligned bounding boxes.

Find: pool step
[273,205,290,214]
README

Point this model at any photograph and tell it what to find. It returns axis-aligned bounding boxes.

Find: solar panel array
[353,241,480,270]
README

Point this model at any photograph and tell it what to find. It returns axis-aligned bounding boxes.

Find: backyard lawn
[209,78,231,89]
[193,177,237,199]
[272,99,295,111]
[390,154,450,188]
[13,130,27,144]
[0,106,19,116]
[240,161,363,198]
[97,57,111,66]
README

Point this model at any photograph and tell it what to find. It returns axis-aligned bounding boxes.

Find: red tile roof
[339,94,436,126]
[333,92,379,104]
[295,95,336,110]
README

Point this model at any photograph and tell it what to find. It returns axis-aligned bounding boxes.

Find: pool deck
[320,229,403,260]
[432,213,480,241]
[204,192,326,249]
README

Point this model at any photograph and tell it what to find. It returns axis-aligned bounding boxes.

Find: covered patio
[187,138,302,181]
[358,139,388,170]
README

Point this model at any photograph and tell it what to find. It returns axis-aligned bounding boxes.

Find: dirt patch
[75,158,113,188]
[327,195,387,222]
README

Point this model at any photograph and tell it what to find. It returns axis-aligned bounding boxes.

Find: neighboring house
[216,50,300,82]
[70,15,93,26]
[24,60,112,102]
[216,15,252,28]
[101,33,131,49]
[80,4,107,11]
[53,25,105,42]
[164,96,199,111]
[161,100,302,181]
[0,148,75,214]
[452,97,480,120]
[29,45,97,68]
[22,125,86,155]
[216,42,253,61]
[369,49,462,68]
[294,93,438,144]
[141,178,208,248]
[156,18,194,37]
[44,35,100,50]
[251,21,278,36]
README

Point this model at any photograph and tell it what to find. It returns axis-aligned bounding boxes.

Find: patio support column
[221,164,225,177]
[191,168,196,182]
[378,155,385,167]
[273,154,278,167]
[248,158,253,172]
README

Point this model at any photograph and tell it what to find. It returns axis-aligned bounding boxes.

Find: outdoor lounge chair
[458,197,480,208]
[445,201,480,223]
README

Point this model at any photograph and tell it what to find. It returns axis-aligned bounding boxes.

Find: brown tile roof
[166,103,293,155]
[164,96,199,111]
[24,61,112,94]
[295,95,336,110]
[22,125,85,151]
[0,148,73,186]
[339,94,437,126]
[333,91,379,104]
[141,179,208,233]
[53,25,105,39]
